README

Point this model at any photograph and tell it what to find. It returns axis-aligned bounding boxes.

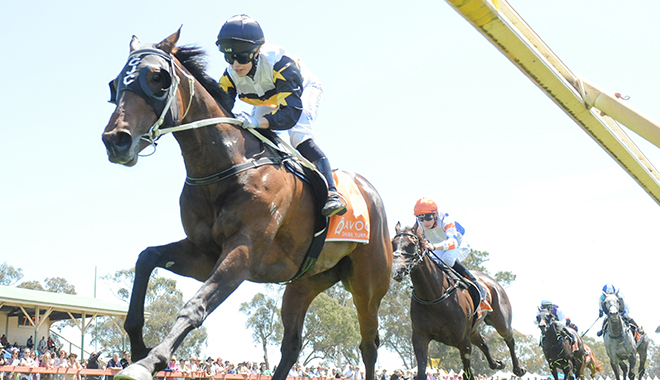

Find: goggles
[224,51,255,65]
[416,213,435,222]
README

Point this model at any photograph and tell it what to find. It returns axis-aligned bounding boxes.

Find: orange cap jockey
[414,197,438,216]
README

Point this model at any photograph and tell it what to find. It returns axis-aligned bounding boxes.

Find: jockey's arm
[262,56,304,130]
[431,214,459,251]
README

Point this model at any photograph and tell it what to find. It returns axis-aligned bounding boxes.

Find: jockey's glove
[236,111,260,129]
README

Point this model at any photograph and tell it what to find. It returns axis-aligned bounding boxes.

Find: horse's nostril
[113,131,132,148]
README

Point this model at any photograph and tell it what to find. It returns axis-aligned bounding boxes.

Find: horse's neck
[173,83,255,178]
[608,313,626,336]
[544,323,562,345]
[410,257,451,298]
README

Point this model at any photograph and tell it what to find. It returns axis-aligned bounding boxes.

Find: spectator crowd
[1,333,496,380]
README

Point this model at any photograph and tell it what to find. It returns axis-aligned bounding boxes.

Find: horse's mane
[173,45,234,116]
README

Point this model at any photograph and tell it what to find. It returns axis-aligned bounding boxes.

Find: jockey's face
[232,60,253,77]
[417,213,438,229]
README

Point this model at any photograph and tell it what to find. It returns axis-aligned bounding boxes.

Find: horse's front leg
[550,366,559,380]
[627,354,636,380]
[271,270,339,380]
[116,245,251,380]
[125,239,218,361]
[610,359,621,380]
[411,330,430,380]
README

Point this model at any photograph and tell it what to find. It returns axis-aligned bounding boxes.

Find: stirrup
[322,192,347,217]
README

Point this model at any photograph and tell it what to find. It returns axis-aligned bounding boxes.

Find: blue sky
[2,0,660,370]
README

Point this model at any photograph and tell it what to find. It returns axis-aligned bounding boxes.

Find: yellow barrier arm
[444,0,660,206]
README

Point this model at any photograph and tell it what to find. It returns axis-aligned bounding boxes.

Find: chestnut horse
[102,29,392,380]
[584,343,603,379]
[537,308,585,380]
[391,223,525,380]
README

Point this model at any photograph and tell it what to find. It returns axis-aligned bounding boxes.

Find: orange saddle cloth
[326,171,370,244]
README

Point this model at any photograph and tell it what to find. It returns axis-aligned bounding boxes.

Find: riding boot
[627,317,644,339]
[314,157,347,217]
[452,261,491,311]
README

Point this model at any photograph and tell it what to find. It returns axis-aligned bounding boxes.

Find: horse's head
[391,222,428,282]
[602,292,621,316]
[102,29,187,166]
[536,306,557,332]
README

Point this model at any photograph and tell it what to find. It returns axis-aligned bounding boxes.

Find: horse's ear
[156,26,182,54]
[411,221,418,234]
[395,222,402,234]
[130,35,141,52]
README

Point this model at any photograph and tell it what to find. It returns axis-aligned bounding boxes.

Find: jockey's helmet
[602,283,616,294]
[540,300,553,308]
[414,197,438,216]
[216,14,265,57]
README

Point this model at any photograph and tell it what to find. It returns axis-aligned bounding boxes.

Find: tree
[44,277,77,294]
[464,250,516,287]
[16,277,77,294]
[17,280,45,291]
[240,291,283,368]
[299,285,361,368]
[0,262,24,285]
[91,268,208,359]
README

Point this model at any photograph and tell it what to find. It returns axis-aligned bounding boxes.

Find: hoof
[514,367,527,377]
[114,364,153,380]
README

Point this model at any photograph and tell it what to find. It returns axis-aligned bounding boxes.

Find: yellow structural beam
[445,0,660,206]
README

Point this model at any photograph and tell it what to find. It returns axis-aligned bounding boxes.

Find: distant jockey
[597,284,643,339]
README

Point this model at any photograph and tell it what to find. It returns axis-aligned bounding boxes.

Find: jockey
[597,284,643,338]
[413,197,491,311]
[216,14,347,217]
[537,300,569,327]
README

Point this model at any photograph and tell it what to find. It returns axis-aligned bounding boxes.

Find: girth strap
[185,156,285,186]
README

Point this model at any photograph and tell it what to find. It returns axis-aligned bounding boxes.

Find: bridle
[109,47,243,152]
[392,231,426,279]
[392,230,461,305]
[108,47,318,177]
[602,294,629,338]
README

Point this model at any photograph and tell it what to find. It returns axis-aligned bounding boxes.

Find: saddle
[436,263,491,321]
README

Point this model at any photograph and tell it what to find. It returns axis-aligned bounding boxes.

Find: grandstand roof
[0,285,128,322]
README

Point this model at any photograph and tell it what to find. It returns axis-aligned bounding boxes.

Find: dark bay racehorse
[537,308,585,380]
[102,29,392,380]
[391,223,525,380]
[601,293,648,380]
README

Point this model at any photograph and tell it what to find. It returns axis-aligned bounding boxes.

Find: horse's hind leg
[470,331,503,370]
[271,270,340,380]
[637,342,647,379]
[125,239,217,361]
[483,290,525,376]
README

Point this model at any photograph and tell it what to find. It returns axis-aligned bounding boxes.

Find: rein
[393,231,460,305]
[115,48,318,183]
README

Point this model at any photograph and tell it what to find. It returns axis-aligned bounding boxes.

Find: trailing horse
[102,29,392,380]
[601,293,649,380]
[583,343,603,379]
[537,308,585,380]
[391,223,525,380]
